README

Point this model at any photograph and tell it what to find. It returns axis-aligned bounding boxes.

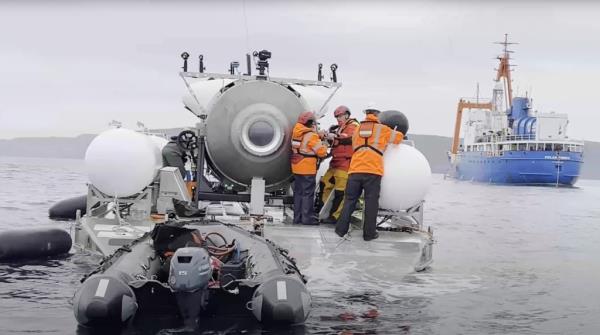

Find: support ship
[448,35,584,186]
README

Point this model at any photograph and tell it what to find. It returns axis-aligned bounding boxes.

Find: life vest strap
[354,144,383,156]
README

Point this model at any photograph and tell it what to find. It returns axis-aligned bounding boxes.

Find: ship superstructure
[448,35,584,186]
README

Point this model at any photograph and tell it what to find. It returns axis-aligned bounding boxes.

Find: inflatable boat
[73,221,310,328]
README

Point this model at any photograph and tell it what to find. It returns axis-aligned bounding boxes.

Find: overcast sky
[1,1,599,141]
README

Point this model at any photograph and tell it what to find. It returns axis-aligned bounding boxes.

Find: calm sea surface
[1,156,599,334]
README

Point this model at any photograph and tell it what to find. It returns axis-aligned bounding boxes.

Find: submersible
[68,49,433,330]
[71,50,341,328]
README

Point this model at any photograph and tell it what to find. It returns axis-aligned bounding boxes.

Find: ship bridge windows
[518,143,527,151]
[566,144,583,153]
[530,143,580,152]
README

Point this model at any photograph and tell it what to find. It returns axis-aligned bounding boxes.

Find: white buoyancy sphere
[148,135,168,151]
[85,129,162,197]
[380,144,432,211]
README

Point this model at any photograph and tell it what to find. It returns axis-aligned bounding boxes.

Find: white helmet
[363,102,381,114]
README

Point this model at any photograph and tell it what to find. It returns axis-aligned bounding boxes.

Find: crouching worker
[335,103,404,241]
[291,111,328,225]
[320,105,359,224]
[162,135,187,179]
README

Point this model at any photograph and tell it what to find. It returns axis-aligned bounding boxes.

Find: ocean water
[0,156,599,335]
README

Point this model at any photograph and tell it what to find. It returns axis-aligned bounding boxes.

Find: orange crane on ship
[450,34,516,155]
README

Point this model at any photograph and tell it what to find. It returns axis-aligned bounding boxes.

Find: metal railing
[473,133,584,145]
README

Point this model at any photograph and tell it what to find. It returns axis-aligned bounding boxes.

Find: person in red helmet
[318,105,359,224]
[291,111,328,225]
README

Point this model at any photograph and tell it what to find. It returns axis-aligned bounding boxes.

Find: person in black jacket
[162,136,187,179]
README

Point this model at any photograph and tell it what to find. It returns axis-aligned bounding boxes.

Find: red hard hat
[297,111,316,125]
[334,105,350,117]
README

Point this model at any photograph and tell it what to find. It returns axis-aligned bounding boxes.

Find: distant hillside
[409,134,453,173]
[0,134,97,159]
[1,131,599,180]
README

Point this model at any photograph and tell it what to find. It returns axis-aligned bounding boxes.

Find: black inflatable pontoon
[0,228,72,261]
[73,222,310,328]
[48,195,87,220]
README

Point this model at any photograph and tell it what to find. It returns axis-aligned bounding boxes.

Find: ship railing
[459,96,492,102]
[463,141,584,154]
[475,134,535,142]
[474,134,584,144]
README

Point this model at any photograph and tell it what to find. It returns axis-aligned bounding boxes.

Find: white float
[148,135,169,151]
[85,128,162,198]
[183,79,234,116]
[380,144,431,211]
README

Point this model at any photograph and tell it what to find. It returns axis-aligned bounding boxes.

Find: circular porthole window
[248,120,275,147]
[240,116,283,156]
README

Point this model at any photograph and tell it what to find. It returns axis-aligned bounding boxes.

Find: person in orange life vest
[291,111,328,225]
[319,105,359,224]
[334,103,404,241]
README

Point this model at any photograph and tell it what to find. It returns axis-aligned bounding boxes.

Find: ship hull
[449,150,583,186]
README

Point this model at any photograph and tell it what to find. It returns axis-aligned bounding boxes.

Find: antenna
[317,63,323,81]
[181,52,190,72]
[198,55,205,73]
[245,53,252,75]
[330,63,338,83]
[494,33,518,59]
[494,34,518,108]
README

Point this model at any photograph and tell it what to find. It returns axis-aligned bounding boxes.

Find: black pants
[335,173,382,240]
[293,174,318,225]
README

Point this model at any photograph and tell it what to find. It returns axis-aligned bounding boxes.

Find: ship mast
[494,33,517,109]
[451,35,516,155]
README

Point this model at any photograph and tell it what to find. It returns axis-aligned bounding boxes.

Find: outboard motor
[250,275,311,324]
[169,247,212,328]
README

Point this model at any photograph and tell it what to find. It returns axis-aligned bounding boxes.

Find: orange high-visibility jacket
[330,118,359,171]
[348,114,404,176]
[291,123,328,175]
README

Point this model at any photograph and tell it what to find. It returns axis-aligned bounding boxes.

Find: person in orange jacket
[335,103,404,240]
[319,105,359,224]
[291,111,328,225]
